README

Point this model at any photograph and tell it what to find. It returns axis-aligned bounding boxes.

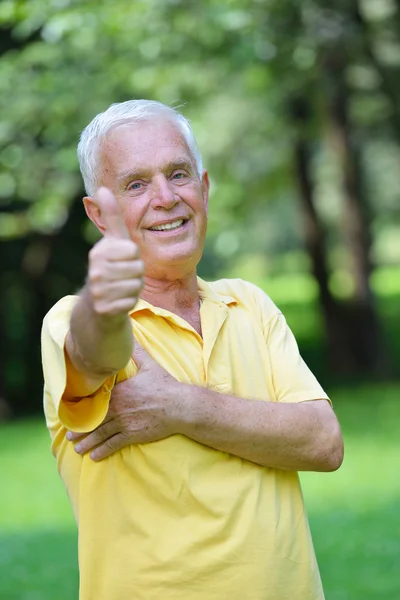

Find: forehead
[100,118,193,175]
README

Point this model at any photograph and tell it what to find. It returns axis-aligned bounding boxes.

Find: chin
[145,249,202,278]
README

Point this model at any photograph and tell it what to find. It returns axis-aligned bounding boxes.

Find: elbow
[324,441,344,472]
[318,425,344,472]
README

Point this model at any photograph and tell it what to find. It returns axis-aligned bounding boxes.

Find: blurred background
[0,0,399,598]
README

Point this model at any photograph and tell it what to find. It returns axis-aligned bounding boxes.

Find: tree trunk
[290,96,366,373]
[7,193,91,417]
[322,51,388,373]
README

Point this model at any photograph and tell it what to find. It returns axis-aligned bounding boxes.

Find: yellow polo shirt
[42,278,328,600]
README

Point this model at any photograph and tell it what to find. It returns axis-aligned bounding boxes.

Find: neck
[141,271,199,312]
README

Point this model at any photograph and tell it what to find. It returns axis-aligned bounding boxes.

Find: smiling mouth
[148,219,187,232]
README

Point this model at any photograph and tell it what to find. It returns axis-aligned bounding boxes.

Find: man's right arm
[65,291,134,393]
[65,187,143,394]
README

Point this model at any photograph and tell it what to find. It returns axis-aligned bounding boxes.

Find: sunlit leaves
[0,0,399,267]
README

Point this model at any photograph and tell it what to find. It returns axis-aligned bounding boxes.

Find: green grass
[0,530,78,600]
[1,277,399,599]
[1,380,399,599]
[0,421,78,600]
[301,381,400,600]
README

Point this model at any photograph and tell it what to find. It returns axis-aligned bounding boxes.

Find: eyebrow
[117,158,194,186]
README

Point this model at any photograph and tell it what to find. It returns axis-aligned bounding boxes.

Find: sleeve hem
[279,392,332,406]
[58,374,116,432]
[42,296,116,433]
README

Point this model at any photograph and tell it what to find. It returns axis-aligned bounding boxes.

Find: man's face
[92,118,209,280]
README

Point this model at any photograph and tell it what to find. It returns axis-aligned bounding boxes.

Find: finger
[66,430,88,442]
[90,432,131,461]
[92,278,143,303]
[94,297,141,317]
[91,240,141,262]
[96,187,130,240]
[98,259,144,280]
[74,420,118,455]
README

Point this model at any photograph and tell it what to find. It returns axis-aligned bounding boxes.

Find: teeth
[150,219,184,231]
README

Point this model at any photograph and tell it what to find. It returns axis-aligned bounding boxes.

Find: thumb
[96,187,130,239]
[133,342,154,369]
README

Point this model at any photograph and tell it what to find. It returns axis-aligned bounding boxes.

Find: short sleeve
[264,312,330,405]
[41,296,123,433]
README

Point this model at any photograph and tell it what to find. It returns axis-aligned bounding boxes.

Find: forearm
[174,384,343,472]
[67,286,134,378]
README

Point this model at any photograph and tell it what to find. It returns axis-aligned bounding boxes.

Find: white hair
[77,99,203,197]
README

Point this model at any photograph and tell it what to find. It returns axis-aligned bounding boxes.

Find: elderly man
[42,99,343,600]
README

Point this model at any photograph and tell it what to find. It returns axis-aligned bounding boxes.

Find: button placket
[200,301,229,385]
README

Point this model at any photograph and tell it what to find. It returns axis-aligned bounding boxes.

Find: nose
[150,175,178,210]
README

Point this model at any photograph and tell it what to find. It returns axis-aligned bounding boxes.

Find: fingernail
[66,432,72,441]
[74,444,82,453]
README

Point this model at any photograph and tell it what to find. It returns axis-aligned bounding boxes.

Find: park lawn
[0,419,78,600]
[1,379,399,600]
[1,278,399,599]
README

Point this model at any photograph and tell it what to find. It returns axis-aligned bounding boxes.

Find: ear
[201,170,210,214]
[83,196,107,235]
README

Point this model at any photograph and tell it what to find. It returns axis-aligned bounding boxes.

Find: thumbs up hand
[88,187,144,317]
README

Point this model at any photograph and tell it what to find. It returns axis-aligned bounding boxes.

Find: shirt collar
[130,276,237,316]
[197,277,237,306]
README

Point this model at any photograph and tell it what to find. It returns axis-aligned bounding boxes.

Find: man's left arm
[172,383,343,471]
[69,345,343,471]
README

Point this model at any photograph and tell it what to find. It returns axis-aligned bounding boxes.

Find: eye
[128,181,142,191]
[172,171,187,181]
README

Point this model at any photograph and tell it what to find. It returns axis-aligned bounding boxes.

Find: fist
[88,187,144,317]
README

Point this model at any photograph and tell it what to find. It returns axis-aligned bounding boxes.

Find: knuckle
[135,260,145,276]
[90,284,100,300]
[93,301,110,316]
[89,269,103,285]
[130,279,143,294]
[89,244,103,262]
[92,428,103,442]
[104,438,116,451]
[129,241,140,257]
[91,287,104,304]
[88,247,97,260]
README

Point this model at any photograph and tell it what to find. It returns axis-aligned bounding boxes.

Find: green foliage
[1,0,399,251]
[1,11,399,595]
[1,0,400,411]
